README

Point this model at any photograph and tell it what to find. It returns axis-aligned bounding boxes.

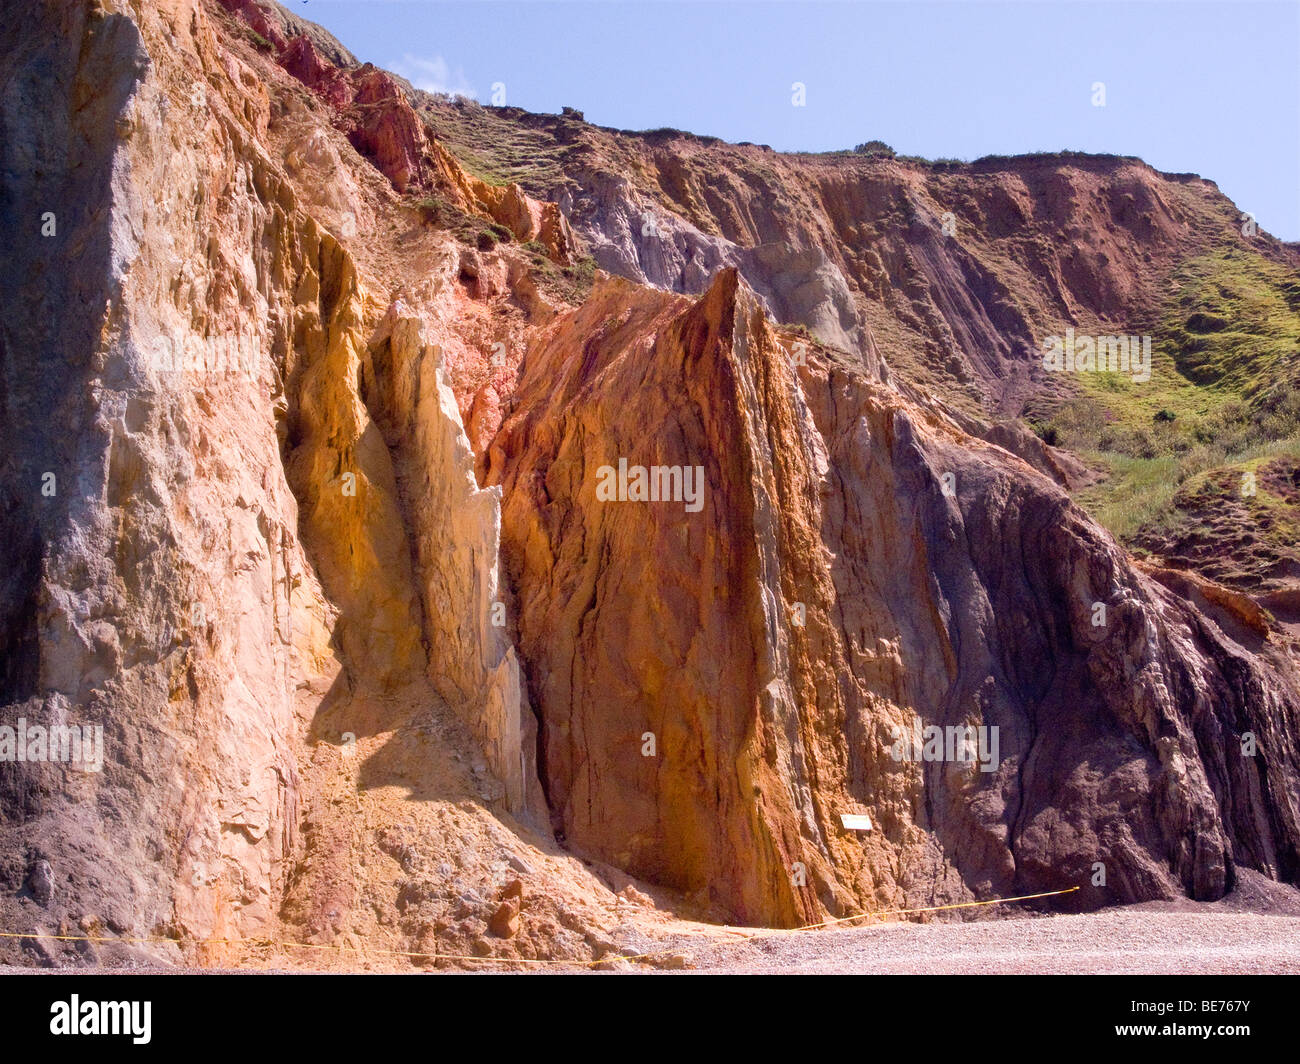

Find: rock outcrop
[221,5,575,260]
[421,102,1299,417]
[491,268,1300,923]
[0,0,609,969]
[0,0,1297,966]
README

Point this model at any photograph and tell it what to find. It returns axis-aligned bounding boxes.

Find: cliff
[0,0,1296,967]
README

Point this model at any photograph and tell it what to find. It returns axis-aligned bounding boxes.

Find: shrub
[1032,422,1061,447]
[853,140,896,157]
[565,255,597,283]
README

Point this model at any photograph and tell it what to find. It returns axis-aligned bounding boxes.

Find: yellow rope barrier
[0,885,1081,967]
[711,885,1082,941]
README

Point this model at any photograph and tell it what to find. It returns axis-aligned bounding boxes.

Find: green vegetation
[420,101,576,192]
[1075,454,1182,541]
[972,150,1140,167]
[531,253,599,305]
[853,140,895,157]
[409,192,510,251]
[475,222,513,252]
[414,196,443,223]
[242,26,273,51]
[1036,248,1300,546]
[1124,446,1300,589]
[1160,248,1300,395]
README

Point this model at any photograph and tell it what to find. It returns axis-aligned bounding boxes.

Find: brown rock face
[215,1,575,259]
[493,271,818,924]
[0,0,607,969]
[422,101,1299,416]
[0,0,1297,967]
[493,268,1300,924]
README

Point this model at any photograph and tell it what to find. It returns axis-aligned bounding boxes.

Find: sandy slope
[7,874,1300,974]
[5,909,1298,975]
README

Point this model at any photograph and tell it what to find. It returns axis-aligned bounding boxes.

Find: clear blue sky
[295,1,1300,241]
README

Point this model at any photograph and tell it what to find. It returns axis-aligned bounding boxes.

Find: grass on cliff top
[417,100,577,193]
[1035,247,1300,546]
[1160,248,1300,395]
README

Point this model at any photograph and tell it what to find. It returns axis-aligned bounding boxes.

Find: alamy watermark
[148,333,261,380]
[889,722,1000,773]
[1042,327,1151,383]
[594,458,704,512]
[0,717,103,772]
[50,996,150,1044]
